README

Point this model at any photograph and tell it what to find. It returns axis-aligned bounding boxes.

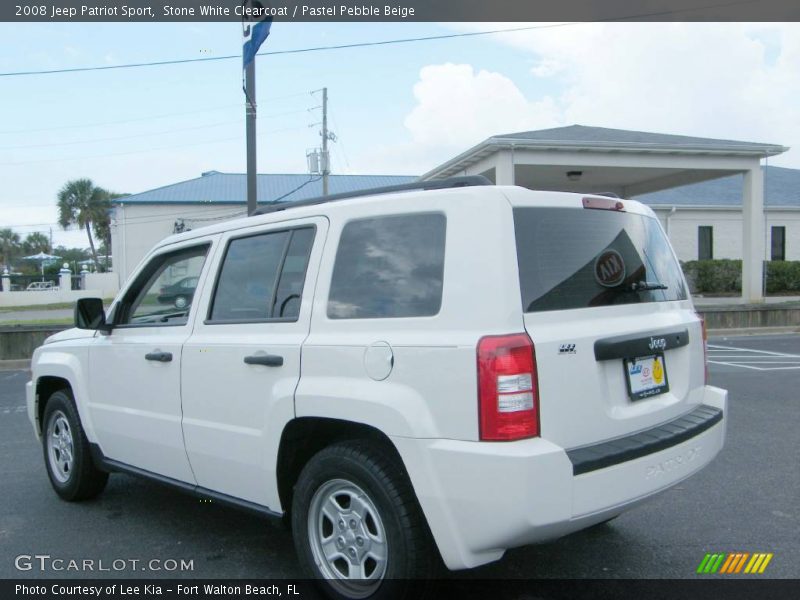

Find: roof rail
[253,175,493,215]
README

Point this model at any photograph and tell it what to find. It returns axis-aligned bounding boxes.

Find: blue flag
[242,2,272,69]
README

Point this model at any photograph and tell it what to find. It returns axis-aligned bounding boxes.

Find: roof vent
[201,170,221,177]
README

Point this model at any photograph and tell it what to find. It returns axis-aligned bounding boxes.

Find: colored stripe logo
[696,552,773,574]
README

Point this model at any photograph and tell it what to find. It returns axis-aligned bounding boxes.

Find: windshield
[514,207,688,313]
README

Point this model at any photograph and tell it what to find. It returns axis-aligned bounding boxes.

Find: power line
[0,24,574,77]
[6,204,249,230]
[270,175,323,204]
[330,109,351,170]
[0,106,312,151]
[0,95,310,135]
[0,2,761,79]
[0,124,308,166]
[0,119,242,151]
[0,104,236,135]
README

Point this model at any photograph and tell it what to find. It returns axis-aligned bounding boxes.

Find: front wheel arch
[36,376,71,436]
[41,388,109,501]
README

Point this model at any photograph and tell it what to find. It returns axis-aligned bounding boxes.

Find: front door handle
[145,351,173,362]
[244,354,284,367]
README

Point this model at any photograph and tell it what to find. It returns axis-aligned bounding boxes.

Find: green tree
[57,179,111,271]
[92,191,127,270]
[22,232,52,255]
[0,228,21,269]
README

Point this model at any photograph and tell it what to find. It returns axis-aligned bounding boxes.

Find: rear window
[514,207,687,312]
[328,213,446,319]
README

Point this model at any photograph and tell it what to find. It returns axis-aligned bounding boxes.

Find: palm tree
[92,191,127,271]
[0,228,21,269]
[57,179,111,270]
[23,232,51,255]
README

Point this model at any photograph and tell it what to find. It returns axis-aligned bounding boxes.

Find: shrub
[766,261,800,294]
[680,260,800,295]
[681,260,742,294]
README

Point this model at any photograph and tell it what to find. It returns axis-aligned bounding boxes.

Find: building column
[495,150,515,185]
[1,268,10,292]
[742,165,765,303]
[59,264,72,292]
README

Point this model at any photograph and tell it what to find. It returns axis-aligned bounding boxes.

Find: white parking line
[708,343,800,371]
[1,406,27,415]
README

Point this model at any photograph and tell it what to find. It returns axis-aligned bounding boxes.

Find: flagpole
[245,60,257,216]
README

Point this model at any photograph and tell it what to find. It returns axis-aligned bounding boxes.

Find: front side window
[117,245,209,326]
[328,213,446,319]
[209,227,315,322]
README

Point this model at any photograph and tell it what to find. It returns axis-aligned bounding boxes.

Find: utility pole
[245,61,258,216]
[322,87,329,196]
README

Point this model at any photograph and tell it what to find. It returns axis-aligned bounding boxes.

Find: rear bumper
[392,385,727,570]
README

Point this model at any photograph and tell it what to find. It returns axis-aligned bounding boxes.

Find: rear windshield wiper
[626,280,669,292]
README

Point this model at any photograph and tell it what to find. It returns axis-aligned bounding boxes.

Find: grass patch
[1,318,73,326]
[0,298,115,313]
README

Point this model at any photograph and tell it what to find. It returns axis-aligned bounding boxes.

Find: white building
[110,173,416,284]
[111,126,795,301]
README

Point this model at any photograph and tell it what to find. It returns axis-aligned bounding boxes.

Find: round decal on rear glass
[594,249,626,288]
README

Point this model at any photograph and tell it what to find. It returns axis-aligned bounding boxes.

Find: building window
[698,226,713,261]
[771,226,786,262]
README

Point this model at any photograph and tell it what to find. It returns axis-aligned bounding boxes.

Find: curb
[0,359,31,371]
[708,326,800,337]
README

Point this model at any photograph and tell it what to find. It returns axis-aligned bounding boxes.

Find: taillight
[698,314,709,384]
[477,333,539,441]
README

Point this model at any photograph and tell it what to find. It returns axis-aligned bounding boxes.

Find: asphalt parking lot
[1,333,798,582]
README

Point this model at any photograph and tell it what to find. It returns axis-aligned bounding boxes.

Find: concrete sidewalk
[0,308,72,323]
[693,295,800,307]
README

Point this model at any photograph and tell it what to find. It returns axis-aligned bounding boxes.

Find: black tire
[173,295,188,310]
[587,514,620,530]
[41,389,109,501]
[292,440,438,600]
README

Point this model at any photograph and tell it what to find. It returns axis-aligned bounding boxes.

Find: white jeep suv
[27,177,727,599]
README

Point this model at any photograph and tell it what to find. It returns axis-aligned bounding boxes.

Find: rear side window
[328,213,446,319]
[514,207,687,312]
[209,227,314,322]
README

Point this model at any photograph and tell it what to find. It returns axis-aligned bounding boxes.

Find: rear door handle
[244,354,284,367]
[145,351,173,362]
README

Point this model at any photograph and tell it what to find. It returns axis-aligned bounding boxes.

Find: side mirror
[75,298,111,331]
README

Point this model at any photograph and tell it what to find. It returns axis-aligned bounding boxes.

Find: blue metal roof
[638,166,800,208]
[116,172,418,205]
[497,125,786,154]
[117,167,800,209]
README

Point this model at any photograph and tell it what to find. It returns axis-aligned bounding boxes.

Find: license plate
[624,354,669,401]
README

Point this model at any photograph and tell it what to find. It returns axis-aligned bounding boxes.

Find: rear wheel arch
[276,417,408,516]
[291,438,440,596]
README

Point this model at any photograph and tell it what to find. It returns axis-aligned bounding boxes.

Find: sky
[1,21,798,249]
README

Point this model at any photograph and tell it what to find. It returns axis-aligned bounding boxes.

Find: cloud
[452,22,800,166]
[403,63,561,151]
[380,23,800,174]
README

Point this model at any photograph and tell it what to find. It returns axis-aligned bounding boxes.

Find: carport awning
[421,125,790,304]
[421,125,788,196]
